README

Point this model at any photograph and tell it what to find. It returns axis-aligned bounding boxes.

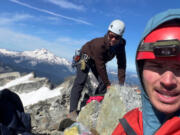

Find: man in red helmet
[112,9,180,135]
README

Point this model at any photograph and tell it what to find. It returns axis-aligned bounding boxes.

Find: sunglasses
[108,33,121,40]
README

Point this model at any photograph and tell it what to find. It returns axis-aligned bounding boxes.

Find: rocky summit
[0,70,141,135]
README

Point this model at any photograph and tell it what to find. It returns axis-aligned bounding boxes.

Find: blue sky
[0,0,180,72]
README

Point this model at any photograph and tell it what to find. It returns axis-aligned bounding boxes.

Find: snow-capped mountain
[0,48,141,87]
[0,48,71,67]
[0,48,74,85]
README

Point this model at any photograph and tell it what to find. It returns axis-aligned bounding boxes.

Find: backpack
[72,49,81,68]
[0,89,33,135]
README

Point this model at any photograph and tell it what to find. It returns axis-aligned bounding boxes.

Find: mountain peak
[34,48,48,53]
[0,48,71,66]
[23,48,54,62]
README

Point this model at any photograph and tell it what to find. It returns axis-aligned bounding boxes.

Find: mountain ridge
[0,48,140,87]
[0,48,74,85]
[0,48,71,67]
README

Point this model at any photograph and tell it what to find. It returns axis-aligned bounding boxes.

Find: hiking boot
[66,110,78,121]
[58,111,78,131]
[59,118,75,131]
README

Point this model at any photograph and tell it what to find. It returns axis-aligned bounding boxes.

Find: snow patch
[18,86,63,106]
[0,73,34,90]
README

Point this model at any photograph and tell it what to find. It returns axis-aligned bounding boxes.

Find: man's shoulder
[86,37,106,48]
[81,36,105,52]
[124,108,142,118]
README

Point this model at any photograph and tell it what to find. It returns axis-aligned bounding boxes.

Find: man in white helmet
[65,19,126,123]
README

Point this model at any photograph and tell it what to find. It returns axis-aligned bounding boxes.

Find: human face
[107,31,121,46]
[143,59,180,114]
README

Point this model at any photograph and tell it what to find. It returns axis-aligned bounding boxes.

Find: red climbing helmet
[136,21,180,61]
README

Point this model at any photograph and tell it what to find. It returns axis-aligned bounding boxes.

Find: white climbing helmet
[108,19,125,36]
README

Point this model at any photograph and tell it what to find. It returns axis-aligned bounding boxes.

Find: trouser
[70,59,107,112]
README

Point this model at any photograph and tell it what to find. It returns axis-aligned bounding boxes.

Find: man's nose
[160,71,177,90]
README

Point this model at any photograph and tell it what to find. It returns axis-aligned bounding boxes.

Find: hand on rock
[107,85,111,89]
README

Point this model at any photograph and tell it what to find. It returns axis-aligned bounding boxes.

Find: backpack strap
[119,118,137,135]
